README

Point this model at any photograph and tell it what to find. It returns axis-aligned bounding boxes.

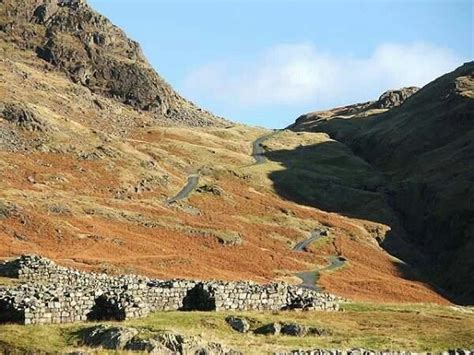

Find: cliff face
[290,63,474,303]
[0,0,224,126]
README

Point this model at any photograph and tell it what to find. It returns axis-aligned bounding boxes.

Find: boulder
[280,323,308,337]
[197,184,224,196]
[153,332,201,353]
[1,103,49,132]
[0,200,12,219]
[124,338,172,354]
[307,326,333,336]
[225,316,250,333]
[82,325,138,350]
[254,322,281,335]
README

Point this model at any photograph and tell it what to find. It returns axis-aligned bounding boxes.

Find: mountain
[0,0,224,126]
[1,0,473,352]
[0,0,466,308]
[289,62,474,303]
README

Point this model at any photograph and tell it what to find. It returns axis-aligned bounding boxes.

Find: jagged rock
[225,316,250,333]
[307,327,333,336]
[375,87,419,109]
[280,323,308,337]
[124,338,172,354]
[48,203,71,215]
[197,184,224,196]
[82,327,241,354]
[153,332,201,353]
[82,325,138,350]
[255,322,281,335]
[1,103,49,132]
[205,342,243,355]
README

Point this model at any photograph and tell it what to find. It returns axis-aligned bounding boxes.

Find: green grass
[0,302,472,354]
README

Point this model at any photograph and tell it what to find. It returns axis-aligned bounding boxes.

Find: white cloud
[183,42,464,107]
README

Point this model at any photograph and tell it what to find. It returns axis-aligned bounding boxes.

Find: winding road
[292,230,346,290]
[167,174,200,204]
[252,131,347,290]
[251,132,346,290]
[292,229,328,251]
[251,130,280,164]
[252,135,269,164]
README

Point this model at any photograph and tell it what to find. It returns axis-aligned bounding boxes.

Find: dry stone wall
[0,255,342,325]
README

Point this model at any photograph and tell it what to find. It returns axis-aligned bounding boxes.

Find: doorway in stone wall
[181,283,216,311]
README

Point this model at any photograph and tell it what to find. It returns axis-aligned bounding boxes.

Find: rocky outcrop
[225,316,250,333]
[0,255,342,325]
[255,322,282,336]
[82,325,241,354]
[251,322,330,337]
[1,0,225,127]
[374,87,419,109]
[1,103,49,132]
[290,85,418,133]
[83,325,139,350]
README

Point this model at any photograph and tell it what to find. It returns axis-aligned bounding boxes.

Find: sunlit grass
[0,302,472,353]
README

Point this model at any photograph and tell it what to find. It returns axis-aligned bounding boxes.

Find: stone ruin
[0,255,342,325]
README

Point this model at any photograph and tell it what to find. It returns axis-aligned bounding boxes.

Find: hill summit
[1,0,224,126]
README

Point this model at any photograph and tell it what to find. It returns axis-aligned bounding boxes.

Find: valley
[0,0,472,353]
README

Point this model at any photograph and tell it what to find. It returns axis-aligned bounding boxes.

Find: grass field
[0,302,472,354]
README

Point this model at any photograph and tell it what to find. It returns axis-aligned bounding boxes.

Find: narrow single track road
[293,230,346,290]
[251,130,280,164]
[167,174,200,204]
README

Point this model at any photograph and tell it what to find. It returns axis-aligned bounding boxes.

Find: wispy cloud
[183,42,464,108]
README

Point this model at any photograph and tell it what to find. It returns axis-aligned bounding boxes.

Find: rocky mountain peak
[0,0,225,126]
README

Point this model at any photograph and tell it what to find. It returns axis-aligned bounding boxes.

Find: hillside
[1,1,474,353]
[0,0,456,308]
[289,63,474,303]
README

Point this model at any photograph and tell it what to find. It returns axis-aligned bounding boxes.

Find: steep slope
[290,63,474,303]
[0,0,224,126]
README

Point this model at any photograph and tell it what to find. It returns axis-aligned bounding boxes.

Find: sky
[89,0,473,128]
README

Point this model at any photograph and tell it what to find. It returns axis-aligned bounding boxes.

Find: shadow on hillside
[265,141,393,225]
[264,141,458,303]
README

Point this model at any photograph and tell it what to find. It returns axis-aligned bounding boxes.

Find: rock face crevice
[0,255,342,325]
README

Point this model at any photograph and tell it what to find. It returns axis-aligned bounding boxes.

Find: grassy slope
[0,46,453,304]
[0,303,472,353]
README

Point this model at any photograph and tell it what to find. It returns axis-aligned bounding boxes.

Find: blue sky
[89,0,473,128]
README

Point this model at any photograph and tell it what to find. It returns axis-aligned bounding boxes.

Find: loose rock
[255,322,281,336]
[82,325,138,350]
[225,316,250,333]
[280,323,308,337]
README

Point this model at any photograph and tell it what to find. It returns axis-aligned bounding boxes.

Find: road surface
[251,130,280,164]
[292,229,327,251]
[292,230,346,290]
[167,174,199,204]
